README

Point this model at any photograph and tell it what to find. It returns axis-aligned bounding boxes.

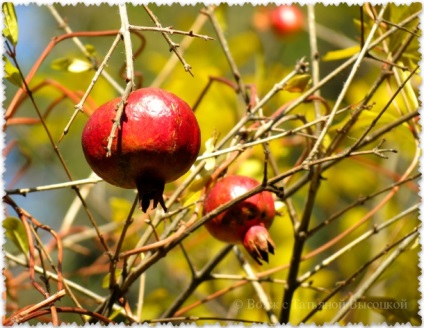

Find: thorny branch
[143,4,195,75]
[4,3,420,325]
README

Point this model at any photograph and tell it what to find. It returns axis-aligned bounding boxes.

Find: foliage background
[3,3,421,325]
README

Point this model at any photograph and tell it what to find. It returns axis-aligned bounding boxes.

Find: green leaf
[3,217,29,254]
[283,74,311,93]
[322,46,360,61]
[51,57,92,73]
[2,2,18,47]
[3,55,22,87]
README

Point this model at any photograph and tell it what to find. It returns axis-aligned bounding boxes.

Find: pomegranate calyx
[136,177,167,213]
[243,225,276,265]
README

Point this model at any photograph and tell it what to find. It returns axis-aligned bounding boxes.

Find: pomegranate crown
[242,225,276,265]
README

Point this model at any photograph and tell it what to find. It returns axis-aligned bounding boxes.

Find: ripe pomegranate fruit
[269,5,304,36]
[81,87,201,213]
[202,175,276,265]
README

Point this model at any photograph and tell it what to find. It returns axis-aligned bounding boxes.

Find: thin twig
[298,203,419,284]
[202,5,248,105]
[119,4,135,87]
[61,33,122,139]
[5,252,138,322]
[150,12,211,88]
[161,245,233,318]
[143,4,194,75]
[329,231,418,324]
[128,25,213,40]
[233,246,279,324]
[47,5,123,92]
[6,289,66,325]
[5,176,103,195]
[105,83,134,157]
[303,4,388,164]
[302,227,419,323]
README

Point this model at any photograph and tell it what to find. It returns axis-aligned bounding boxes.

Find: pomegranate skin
[202,175,276,264]
[81,88,201,212]
[270,5,304,36]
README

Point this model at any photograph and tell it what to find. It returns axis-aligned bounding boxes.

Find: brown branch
[5,30,120,123]
[4,304,114,325]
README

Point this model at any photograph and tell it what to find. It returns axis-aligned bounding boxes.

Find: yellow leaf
[51,57,92,73]
[283,74,311,93]
[68,58,92,73]
[3,55,22,87]
[322,45,360,61]
[2,3,18,46]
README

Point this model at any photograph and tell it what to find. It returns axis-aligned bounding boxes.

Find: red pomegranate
[270,5,304,36]
[81,87,201,213]
[202,175,276,265]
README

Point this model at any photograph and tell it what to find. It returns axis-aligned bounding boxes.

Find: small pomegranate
[270,5,304,36]
[202,175,276,265]
[81,87,201,213]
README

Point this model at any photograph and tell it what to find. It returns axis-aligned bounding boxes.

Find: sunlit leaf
[3,217,28,254]
[283,74,311,93]
[51,57,92,73]
[2,2,18,47]
[3,55,22,87]
[322,46,360,61]
[68,59,92,72]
